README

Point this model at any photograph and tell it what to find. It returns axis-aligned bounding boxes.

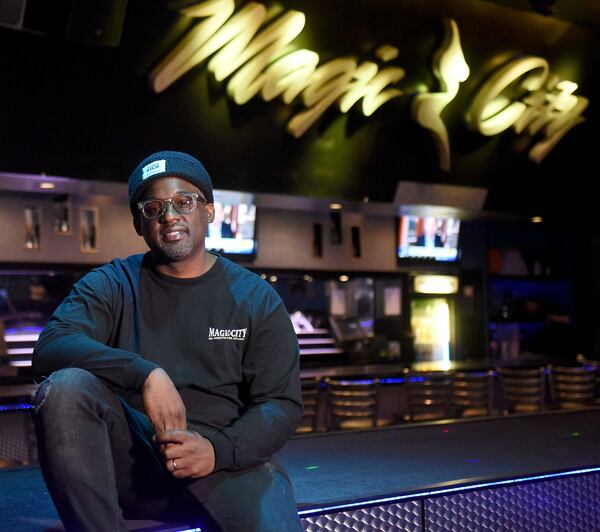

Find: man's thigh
[186,458,302,532]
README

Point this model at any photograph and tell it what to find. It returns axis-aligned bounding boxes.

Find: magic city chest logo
[208,327,248,341]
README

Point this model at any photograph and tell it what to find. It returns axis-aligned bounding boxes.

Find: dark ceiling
[482,0,600,27]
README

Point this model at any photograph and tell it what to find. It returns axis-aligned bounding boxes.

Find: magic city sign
[150,0,589,170]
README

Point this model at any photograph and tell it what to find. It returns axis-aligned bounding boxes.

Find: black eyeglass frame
[137,191,207,219]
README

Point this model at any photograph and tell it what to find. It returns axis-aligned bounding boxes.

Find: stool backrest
[296,378,321,433]
[404,369,453,422]
[325,378,380,431]
[497,366,546,414]
[452,370,495,417]
[548,365,596,410]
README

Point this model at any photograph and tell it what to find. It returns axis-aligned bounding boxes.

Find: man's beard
[156,238,193,260]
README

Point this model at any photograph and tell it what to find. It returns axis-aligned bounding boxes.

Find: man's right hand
[143,368,187,433]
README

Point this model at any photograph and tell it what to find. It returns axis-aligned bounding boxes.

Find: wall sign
[151,0,405,138]
[465,58,588,164]
[151,0,588,169]
[410,19,469,172]
[414,275,459,295]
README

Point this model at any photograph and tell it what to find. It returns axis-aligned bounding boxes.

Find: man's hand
[154,430,216,478]
[143,368,187,433]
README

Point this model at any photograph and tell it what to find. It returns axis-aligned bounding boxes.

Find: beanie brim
[128,151,214,214]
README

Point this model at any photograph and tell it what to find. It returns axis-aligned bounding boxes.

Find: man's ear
[133,216,142,236]
[206,204,215,224]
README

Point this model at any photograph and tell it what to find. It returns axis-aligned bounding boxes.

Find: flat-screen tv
[206,190,257,258]
[397,215,461,262]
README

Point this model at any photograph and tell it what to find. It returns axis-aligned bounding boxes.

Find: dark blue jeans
[33,368,303,532]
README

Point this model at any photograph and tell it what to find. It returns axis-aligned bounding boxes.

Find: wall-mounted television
[206,190,257,258]
[397,215,461,262]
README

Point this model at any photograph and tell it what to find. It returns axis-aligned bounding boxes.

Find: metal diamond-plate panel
[0,408,36,465]
[425,472,600,531]
[301,500,421,531]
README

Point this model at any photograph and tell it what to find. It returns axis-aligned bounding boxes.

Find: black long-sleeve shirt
[33,252,302,472]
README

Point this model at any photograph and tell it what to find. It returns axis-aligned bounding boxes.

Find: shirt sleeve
[32,266,159,391]
[204,295,303,472]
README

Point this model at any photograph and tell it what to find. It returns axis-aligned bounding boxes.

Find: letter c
[468,56,549,136]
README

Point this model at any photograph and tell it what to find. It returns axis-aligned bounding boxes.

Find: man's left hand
[154,430,216,478]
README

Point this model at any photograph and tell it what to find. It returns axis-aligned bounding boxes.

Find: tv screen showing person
[397,215,460,261]
[205,191,257,255]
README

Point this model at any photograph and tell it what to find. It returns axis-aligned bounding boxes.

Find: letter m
[150,0,268,93]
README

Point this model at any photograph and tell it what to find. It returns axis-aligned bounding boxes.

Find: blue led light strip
[381,377,405,384]
[0,403,32,412]
[296,466,600,517]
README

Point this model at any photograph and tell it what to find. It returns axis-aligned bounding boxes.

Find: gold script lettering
[468,57,588,163]
[410,19,469,172]
[151,1,406,137]
[468,56,549,136]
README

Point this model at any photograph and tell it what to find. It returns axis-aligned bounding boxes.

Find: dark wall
[1,0,598,216]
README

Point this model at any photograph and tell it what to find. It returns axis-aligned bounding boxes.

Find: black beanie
[128,150,214,213]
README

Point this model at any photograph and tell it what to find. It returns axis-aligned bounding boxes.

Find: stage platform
[3,409,600,531]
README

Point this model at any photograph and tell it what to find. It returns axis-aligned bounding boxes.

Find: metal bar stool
[451,370,496,418]
[496,366,546,414]
[325,378,380,431]
[548,364,596,410]
[403,368,453,422]
[296,378,321,434]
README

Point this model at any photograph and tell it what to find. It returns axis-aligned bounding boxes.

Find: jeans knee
[34,368,103,417]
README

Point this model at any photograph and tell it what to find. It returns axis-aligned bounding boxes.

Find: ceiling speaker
[65,0,128,46]
[0,0,27,29]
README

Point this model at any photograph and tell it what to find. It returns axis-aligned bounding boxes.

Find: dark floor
[3,409,600,531]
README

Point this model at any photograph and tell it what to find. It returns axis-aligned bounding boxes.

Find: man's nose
[161,201,180,221]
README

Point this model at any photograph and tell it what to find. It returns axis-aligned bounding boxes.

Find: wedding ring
[172,459,177,470]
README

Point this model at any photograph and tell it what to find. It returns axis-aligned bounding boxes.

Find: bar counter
[299,356,576,379]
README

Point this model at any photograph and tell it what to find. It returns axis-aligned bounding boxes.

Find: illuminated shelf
[299,348,344,356]
[299,338,336,346]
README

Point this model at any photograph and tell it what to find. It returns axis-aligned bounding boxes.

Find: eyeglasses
[137,191,206,219]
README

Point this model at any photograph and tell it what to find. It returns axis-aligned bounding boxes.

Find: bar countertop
[299,356,577,379]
